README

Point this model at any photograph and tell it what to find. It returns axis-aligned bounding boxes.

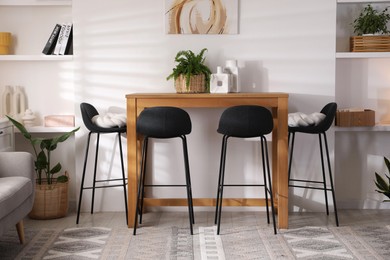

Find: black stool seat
[288,103,337,134]
[80,103,126,134]
[133,106,194,235]
[76,102,128,225]
[215,105,277,235]
[288,102,339,226]
[217,105,273,137]
[136,107,191,138]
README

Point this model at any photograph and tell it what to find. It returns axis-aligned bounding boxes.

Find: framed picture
[165,0,238,34]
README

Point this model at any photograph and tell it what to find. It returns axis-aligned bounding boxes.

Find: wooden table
[126,93,289,229]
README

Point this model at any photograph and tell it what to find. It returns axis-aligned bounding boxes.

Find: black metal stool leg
[181,136,194,235]
[319,134,330,215]
[133,137,148,235]
[117,132,128,225]
[139,137,148,225]
[262,136,277,234]
[217,135,229,235]
[288,132,295,182]
[261,137,270,224]
[91,133,100,215]
[323,133,339,226]
[215,135,227,225]
[77,132,92,224]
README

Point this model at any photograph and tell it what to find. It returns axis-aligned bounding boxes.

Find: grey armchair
[0,152,35,244]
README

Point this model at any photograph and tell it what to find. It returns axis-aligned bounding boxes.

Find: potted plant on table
[7,115,79,219]
[166,48,212,93]
[351,4,390,52]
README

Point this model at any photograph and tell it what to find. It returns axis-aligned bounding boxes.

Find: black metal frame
[76,131,128,225]
[288,131,339,226]
[214,135,277,235]
[133,135,195,235]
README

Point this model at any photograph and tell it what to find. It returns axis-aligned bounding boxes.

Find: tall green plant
[353,4,390,35]
[6,116,79,185]
[375,157,390,202]
[166,48,212,91]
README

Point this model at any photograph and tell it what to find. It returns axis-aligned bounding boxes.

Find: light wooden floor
[23,209,390,231]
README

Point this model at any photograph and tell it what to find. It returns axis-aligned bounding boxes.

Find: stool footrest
[83,183,127,189]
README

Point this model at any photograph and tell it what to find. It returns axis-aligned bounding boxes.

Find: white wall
[72,0,338,213]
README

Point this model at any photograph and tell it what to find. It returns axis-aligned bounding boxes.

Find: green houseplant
[353,4,390,35]
[375,156,390,202]
[166,48,212,93]
[7,115,79,219]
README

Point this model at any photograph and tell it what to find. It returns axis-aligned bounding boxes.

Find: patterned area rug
[1,224,390,259]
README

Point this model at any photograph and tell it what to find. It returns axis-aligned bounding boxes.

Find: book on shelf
[52,23,67,55]
[52,23,73,55]
[59,23,72,55]
[42,24,61,55]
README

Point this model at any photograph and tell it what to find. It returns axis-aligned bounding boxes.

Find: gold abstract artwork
[165,0,238,34]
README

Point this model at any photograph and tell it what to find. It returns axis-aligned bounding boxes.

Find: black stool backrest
[289,102,337,134]
[80,102,126,133]
[217,105,273,138]
[137,106,191,138]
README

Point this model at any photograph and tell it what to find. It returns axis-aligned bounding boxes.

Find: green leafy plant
[166,48,212,91]
[375,156,390,201]
[6,115,79,185]
[353,4,390,35]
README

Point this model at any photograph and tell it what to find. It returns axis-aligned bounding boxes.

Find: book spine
[42,24,61,55]
[65,25,73,55]
[53,23,67,55]
[59,23,72,55]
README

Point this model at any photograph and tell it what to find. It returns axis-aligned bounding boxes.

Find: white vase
[210,66,232,93]
[2,85,13,117]
[224,60,240,93]
[12,86,26,121]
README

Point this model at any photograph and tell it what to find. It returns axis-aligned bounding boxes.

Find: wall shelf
[336,52,390,58]
[337,0,390,3]
[0,0,71,6]
[0,55,73,61]
[334,124,390,132]
[14,126,76,133]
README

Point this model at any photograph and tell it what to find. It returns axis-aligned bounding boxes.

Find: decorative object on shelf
[1,85,13,117]
[1,85,27,120]
[165,0,238,34]
[44,115,75,127]
[6,115,79,219]
[374,157,390,202]
[0,32,11,55]
[351,4,390,52]
[335,108,375,127]
[224,60,240,92]
[210,66,232,93]
[166,48,212,93]
[22,109,36,127]
[13,86,26,121]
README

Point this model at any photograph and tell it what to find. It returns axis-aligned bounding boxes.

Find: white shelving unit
[0,1,74,132]
[336,0,390,125]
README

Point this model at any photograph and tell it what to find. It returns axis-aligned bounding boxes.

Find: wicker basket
[29,179,69,219]
[350,36,390,52]
[175,74,207,93]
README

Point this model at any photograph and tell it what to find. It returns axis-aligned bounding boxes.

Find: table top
[126,92,289,98]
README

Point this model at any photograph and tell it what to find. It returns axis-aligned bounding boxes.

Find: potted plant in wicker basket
[166,48,212,93]
[351,4,390,52]
[7,115,79,219]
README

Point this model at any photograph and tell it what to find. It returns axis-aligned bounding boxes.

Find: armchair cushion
[0,152,35,243]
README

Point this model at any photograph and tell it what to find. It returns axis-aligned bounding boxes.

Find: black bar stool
[288,102,339,226]
[133,106,194,235]
[215,105,277,235]
[76,102,128,225]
